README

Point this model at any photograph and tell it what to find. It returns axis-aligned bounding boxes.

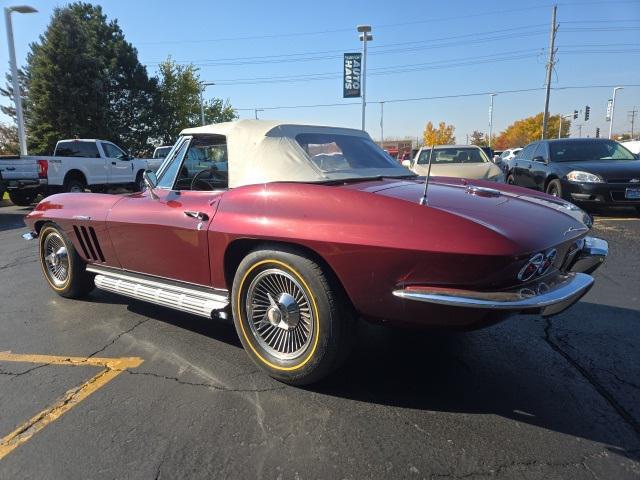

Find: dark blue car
[506,138,640,212]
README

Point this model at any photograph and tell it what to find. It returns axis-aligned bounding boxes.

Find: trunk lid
[342,177,590,252]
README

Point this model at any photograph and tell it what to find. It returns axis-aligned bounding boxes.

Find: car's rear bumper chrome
[393,272,594,317]
[393,236,607,317]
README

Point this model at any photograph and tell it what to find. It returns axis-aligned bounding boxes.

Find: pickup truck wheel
[64,177,86,193]
[8,190,36,206]
[39,223,95,298]
[232,247,355,385]
[135,171,145,192]
[546,179,562,198]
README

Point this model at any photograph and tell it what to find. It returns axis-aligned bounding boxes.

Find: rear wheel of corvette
[231,246,355,385]
[38,223,94,298]
[546,179,562,198]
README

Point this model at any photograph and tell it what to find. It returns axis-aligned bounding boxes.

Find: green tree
[15,3,159,154]
[155,57,237,144]
[423,121,456,145]
[0,67,30,122]
[0,122,19,155]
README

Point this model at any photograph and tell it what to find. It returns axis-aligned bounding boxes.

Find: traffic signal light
[573,110,578,119]
[584,105,590,121]
[595,127,600,138]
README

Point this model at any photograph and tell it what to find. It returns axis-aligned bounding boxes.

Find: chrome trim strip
[88,267,228,318]
[393,272,594,317]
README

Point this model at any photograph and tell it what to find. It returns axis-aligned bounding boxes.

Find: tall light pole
[357,25,372,131]
[488,93,496,148]
[4,5,37,155]
[609,86,623,139]
[199,81,215,126]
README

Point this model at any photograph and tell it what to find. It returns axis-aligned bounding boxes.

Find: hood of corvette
[341,177,590,251]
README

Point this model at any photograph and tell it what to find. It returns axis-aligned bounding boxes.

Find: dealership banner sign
[343,53,362,98]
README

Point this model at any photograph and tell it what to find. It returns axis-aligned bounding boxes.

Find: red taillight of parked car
[37,159,48,178]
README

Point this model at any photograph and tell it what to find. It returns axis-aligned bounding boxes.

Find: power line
[144,25,549,67]
[232,83,640,111]
[137,5,564,46]
[205,46,638,86]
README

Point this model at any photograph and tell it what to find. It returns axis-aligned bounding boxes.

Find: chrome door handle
[184,211,209,221]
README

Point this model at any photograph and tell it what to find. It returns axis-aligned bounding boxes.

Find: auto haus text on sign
[343,53,362,98]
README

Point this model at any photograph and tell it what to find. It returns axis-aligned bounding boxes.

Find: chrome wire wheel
[43,231,69,288]
[245,268,314,360]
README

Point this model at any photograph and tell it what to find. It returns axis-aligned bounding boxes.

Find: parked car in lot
[500,148,522,162]
[505,138,640,212]
[0,139,159,206]
[23,120,606,385]
[403,145,504,182]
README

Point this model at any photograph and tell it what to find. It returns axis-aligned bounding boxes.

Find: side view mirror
[143,170,158,198]
[401,160,411,168]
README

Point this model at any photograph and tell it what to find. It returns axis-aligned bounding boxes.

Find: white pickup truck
[0,139,163,206]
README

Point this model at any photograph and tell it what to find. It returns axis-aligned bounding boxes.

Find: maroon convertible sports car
[23,120,608,385]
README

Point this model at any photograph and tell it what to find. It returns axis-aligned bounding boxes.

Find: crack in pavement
[544,318,640,438]
[0,254,37,271]
[0,363,50,377]
[124,370,286,393]
[85,317,151,360]
[427,449,629,479]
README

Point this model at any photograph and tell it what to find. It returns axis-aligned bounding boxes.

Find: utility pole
[254,109,264,120]
[357,25,373,131]
[541,5,558,140]
[380,102,384,144]
[488,93,496,147]
[576,124,583,137]
[629,107,637,138]
[199,81,215,126]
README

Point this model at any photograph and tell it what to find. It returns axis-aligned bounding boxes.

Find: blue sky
[1,0,639,143]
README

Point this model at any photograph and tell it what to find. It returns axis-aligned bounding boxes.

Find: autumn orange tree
[494,113,570,149]
[423,121,456,145]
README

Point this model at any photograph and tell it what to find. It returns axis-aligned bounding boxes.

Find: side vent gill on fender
[72,225,105,262]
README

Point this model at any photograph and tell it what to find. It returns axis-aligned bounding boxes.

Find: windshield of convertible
[417,147,488,165]
[550,140,636,162]
[295,133,412,178]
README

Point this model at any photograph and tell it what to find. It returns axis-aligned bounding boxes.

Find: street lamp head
[201,81,216,86]
[8,5,37,14]
[356,25,372,33]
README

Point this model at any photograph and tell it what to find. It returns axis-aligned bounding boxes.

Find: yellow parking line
[0,351,143,460]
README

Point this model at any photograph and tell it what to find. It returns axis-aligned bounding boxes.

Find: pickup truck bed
[0,139,164,206]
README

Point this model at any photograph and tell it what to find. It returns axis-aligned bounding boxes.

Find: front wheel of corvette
[38,223,95,298]
[231,246,355,385]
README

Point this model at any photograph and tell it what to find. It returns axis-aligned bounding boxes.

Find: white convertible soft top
[180,120,409,188]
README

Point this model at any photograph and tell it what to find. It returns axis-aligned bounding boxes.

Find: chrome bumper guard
[393,236,608,317]
[568,236,608,275]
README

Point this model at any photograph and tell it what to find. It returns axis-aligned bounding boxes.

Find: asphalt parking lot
[0,199,639,479]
